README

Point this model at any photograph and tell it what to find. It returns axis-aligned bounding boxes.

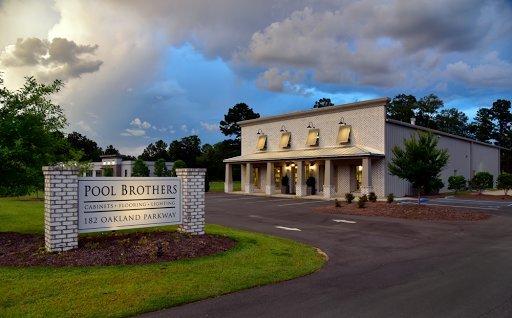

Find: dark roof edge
[238,97,389,126]
[386,119,506,150]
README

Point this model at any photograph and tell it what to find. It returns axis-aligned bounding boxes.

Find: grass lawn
[209,180,241,192]
[0,196,325,317]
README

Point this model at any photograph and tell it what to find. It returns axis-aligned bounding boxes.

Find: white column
[240,164,246,192]
[245,162,254,193]
[224,163,233,193]
[361,157,373,195]
[324,159,335,199]
[265,162,274,195]
[296,161,306,197]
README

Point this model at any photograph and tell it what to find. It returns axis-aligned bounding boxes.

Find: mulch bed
[0,231,236,267]
[314,202,491,221]
[454,193,512,201]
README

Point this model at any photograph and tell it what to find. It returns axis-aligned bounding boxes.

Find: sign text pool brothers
[78,177,181,233]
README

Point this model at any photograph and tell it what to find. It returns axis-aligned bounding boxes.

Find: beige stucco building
[223,98,501,199]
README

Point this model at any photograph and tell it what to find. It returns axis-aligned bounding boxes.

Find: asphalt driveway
[140,193,512,318]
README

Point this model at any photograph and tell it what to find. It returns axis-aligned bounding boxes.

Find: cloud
[200,121,218,132]
[445,53,512,88]
[121,128,146,137]
[130,117,151,129]
[0,37,103,81]
[181,124,188,132]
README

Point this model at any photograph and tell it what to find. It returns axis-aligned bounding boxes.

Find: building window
[95,170,102,177]
[280,132,291,148]
[85,170,93,177]
[253,167,259,187]
[337,125,351,144]
[124,169,128,177]
[257,135,267,150]
[306,129,319,146]
[274,167,281,189]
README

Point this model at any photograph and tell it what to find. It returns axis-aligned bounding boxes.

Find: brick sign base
[43,166,206,252]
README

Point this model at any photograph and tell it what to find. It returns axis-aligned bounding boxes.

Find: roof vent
[410,117,416,125]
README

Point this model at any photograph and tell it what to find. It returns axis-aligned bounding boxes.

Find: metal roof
[223,145,384,163]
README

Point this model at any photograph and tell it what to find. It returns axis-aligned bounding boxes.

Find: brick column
[265,162,274,195]
[245,162,254,194]
[224,163,233,193]
[324,159,336,199]
[296,161,306,197]
[42,166,79,252]
[176,168,206,235]
[361,157,373,195]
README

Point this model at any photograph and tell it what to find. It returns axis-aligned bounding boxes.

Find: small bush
[357,197,366,208]
[334,199,341,208]
[425,177,444,195]
[103,167,114,177]
[470,171,494,194]
[386,193,394,203]
[448,175,466,193]
[345,193,354,203]
[359,194,368,202]
[497,172,512,195]
[368,192,377,202]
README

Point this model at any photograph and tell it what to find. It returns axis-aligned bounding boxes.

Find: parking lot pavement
[400,196,512,213]
[142,192,512,318]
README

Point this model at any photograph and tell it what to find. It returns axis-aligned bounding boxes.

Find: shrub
[448,175,466,193]
[103,167,114,177]
[470,172,494,194]
[386,193,394,203]
[368,192,377,202]
[132,159,149,177]
[359,194,368,202]
[154,158,169,177]
[425,178,444,195]
[170,160,186,177]
[357,197,366,208]
[334,199,341,208]
[497,172,512,195]
[345,193,354,203]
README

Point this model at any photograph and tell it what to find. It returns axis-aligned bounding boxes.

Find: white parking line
[248,214,263,218]
[333,219,356,224]
[275,226,301,231]
[245,198,294,203]
[278,201,324,206]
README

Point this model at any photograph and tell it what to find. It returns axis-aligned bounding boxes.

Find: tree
[497,172,512,195]
[388,132,449,203]
[132,159,149,177]
[103,167,114,177]
[416,94,443,128]
[154,158,169,177]
[168,135,202,167]
[104,145,120,156]
[470,172,494,194]
[435,108,470,137]
[0,76,68,195]
[448,175,467,193]
[67,131,103,161]
[313,98,334,108]
[469,108,494,142]
[170,159,186,177]
[219,103,260,141]
[387,94,417,123]
[491,99,512,148]
[140,140,169,161]
[197,139,241,181]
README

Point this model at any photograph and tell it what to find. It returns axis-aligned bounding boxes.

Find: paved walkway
[140,193,512,318]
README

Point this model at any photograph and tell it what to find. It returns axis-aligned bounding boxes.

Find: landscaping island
[0,196,325,317]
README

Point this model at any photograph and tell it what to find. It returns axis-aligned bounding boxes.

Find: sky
[1,0,511,155]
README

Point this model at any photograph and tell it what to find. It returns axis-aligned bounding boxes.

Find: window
[257,135,267,150]
[280,132,291,148]
[337,125,351,144]
[95,170,102,177]
[306,129,319,146]
[124,169,128,177]
[355,165,362,190]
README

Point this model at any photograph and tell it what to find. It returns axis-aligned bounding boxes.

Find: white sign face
[78,177,181,233]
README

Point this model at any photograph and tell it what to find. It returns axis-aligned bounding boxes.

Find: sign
[78,177,181,233]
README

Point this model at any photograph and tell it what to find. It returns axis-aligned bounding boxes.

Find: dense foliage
[388,132,449,203]
[0,76,68,195]
[313,98,334,108]
[447,175,467,193]
[154,158,169,177]
[132,159,149,177]
[497,172,512,195]
[470,172,494,194]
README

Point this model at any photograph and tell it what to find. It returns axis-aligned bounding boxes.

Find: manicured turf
[209,181,241,192]
[0,196,325,317]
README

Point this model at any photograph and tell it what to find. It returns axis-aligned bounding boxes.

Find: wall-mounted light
[291,163,296,168]
[256,129,263,135]
[306,121,315,129]
[338,117,346,125]
[280,125,287,132]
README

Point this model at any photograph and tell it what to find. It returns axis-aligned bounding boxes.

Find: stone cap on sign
[42,165,80,172]
[176,168,207,175]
